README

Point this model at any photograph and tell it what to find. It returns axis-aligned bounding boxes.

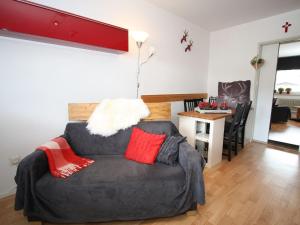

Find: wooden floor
[269,120,300,146]
[1,142,299,225]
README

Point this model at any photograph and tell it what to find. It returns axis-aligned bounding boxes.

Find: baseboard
[244,138,252,145]
[0,186,16,199]
[268,140,299,151]
[252,139,268,144]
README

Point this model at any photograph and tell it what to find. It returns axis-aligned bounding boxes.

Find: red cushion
[125,127,166,164]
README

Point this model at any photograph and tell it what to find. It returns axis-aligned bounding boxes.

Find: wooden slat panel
[68,102,171,121]
[141,93,208,103]
[68,103,98,121]
[143,102,171,121]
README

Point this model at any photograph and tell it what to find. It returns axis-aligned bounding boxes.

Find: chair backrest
[184,98,203,112]
[228,103,245,135]
[209,96,217,104]
[240,101,252,127]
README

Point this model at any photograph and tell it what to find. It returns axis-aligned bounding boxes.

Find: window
[275,70,300,93]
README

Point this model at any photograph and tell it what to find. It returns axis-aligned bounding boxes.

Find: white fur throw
[87,99,150,137]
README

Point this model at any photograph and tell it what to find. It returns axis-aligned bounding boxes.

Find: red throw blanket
[37,137,94,178]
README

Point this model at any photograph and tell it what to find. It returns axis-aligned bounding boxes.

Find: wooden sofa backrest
[68,102,171,121]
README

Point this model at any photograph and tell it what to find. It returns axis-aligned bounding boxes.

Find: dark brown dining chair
[184,98,203,112]
[223,103,245,161]
[208,96,217,104]
[224,101,252,150]
[239,101,252,148]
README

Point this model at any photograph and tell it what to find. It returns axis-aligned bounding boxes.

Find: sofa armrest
[178,142,206,204]
[14,150,48,211]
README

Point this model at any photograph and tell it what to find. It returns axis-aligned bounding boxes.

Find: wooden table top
[178,111,232,120]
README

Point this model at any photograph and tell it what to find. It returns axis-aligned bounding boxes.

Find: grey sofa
[15,121,205,223]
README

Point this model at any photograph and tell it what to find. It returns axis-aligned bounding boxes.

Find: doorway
[268,41,300,148]
[253,39,300,151]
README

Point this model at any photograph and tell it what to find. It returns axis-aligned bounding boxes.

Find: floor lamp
[131,31,149,98]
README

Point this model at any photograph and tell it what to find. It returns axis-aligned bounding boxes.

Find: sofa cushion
[64,121,179,156]
[137,121,179,136]
[64,123,133,156]
[35,155,186,221]
[125,127,166,164]
[157,136,186,166]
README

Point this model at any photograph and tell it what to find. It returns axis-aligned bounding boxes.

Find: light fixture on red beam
[0,0,128,53]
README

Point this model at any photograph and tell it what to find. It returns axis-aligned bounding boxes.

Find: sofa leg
[186,209,198,216]
[186,202,198,216]
[30,222,42,225]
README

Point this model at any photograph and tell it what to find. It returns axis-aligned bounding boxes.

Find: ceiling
[279,41,300,57]
[146,0,300,31]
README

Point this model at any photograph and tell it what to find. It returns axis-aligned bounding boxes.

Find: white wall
[207,9,300,143]
[0,0,209,197]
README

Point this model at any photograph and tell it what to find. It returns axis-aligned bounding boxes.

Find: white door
[253,43,279,142]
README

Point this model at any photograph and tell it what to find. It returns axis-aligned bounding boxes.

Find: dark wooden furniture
[208,96,217,104]
[239,101,252,148]
[223,103,244,161]
[184,98,203,112]
[296,106,300,119]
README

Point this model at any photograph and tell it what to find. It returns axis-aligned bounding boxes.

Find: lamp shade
[131,31,149,43]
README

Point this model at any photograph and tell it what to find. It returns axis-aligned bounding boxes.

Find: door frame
[251,35,300,143]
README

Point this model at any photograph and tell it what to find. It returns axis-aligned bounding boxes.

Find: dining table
[177,110,232,167]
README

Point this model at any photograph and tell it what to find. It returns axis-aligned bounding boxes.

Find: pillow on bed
[157,136,186,166]
[124,127,166,164]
